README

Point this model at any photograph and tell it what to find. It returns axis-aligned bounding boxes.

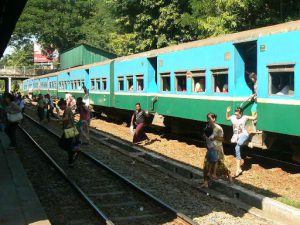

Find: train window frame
[127,75,134,91]
[175,71,187,92]
[211,68,229,94]
[102,78,107,91]
[136,74,144,91]
[95,78,101,91]
[161,72,171,92]
[118,76,124,91]
[192,70,206,93]
[91,79,95,91]
[268,64,295,96]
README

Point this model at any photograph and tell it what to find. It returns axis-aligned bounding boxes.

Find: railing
[0,66,59,77]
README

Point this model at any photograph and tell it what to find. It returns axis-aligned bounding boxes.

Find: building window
[102,78,107,91]
[161,72,171,92]
[268,64,295,96]
[118,77,124,91]
[212,68,229,93]
[127,76,133,91]
[137,75,144,91]
[192,70,206,93]
[175,72,187,92]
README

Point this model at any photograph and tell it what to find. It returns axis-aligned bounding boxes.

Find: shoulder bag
[7,112,23,122]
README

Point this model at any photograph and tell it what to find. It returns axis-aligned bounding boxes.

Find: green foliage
[0,43,33,67]
[8,0,300,58]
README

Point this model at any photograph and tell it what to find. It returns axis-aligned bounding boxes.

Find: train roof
[115,20,300,62]
[28,20,300,80]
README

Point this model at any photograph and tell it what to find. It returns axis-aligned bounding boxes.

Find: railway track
[21,114,197,225]
[25,105,300,172]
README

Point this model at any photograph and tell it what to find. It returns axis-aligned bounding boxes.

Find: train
[23,20,300,162]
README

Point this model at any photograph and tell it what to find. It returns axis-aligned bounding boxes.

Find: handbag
[7,112,23,122]
[64,126,79,139]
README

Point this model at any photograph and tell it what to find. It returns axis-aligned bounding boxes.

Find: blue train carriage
[112,54,158,114]
[150,20,300,159]
[57,64,92,99]
[47,74,58,98]
[32,77,41,96]
[256,26,300,160]
[89,61,112,107]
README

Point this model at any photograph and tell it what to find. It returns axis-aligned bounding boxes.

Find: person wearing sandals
[201,113,232,188]
[226,106,257,177]
[57,99,80,167]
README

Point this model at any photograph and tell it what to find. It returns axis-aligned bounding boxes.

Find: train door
[234,40,257,91]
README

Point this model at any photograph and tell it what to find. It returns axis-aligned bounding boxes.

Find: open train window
[268,64,295,96]
[118,77,124,91]
[175,72,187,92]
[127,76,133,91]
[161,72,171,92]
[192,70,206,93]
[95,78,100,90]
[91,79,95,90]
[212,68,229,93]
[102,78,107,91]
[137,75,144,91]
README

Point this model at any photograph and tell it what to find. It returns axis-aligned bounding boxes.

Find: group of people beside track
[53,86,91,167]
[131,72,259,188]
[0,92,28,150]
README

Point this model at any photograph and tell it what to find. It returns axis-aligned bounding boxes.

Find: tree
[11,0,98,52]
[0,43,33,67]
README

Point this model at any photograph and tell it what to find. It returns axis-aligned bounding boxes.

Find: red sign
[33,43,59,63]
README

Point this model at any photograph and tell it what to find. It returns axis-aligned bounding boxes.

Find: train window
[91,79,95,90]
[118,77,124,91]
[81,80,85,88]
[192,70,206,93]
[161,73,171,92]
[96,78,101,90]
[127,76,133,91]
[175,72,187,92]
[212,69,229,93]
[137,75,144,91]
[102,78,107,91]
[71,81,74,90]
[268,64,295,96]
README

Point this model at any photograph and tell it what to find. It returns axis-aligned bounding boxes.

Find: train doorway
[234,40,257,90]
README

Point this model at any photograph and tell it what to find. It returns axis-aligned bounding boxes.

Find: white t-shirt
[230,115,248,136]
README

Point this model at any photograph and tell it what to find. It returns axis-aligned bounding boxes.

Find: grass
[276,197,300,209]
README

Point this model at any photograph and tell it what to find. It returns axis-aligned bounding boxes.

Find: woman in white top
[226,106,257,177]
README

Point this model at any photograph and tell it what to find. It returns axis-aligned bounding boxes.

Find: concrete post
[7,77,12,93]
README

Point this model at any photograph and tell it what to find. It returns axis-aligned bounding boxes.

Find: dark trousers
[37,107,44,121]
[133,123,149,143]
[47,107,55,121]
[5,122,18,147]
[59,134,76,164]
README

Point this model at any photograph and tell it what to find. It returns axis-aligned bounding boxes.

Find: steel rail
[23,113,197,225]
[18,123,114,225]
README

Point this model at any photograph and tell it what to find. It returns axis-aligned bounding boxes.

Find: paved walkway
[0,131,50,225]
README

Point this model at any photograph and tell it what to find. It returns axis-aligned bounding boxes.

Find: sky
[3,46,15,56]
